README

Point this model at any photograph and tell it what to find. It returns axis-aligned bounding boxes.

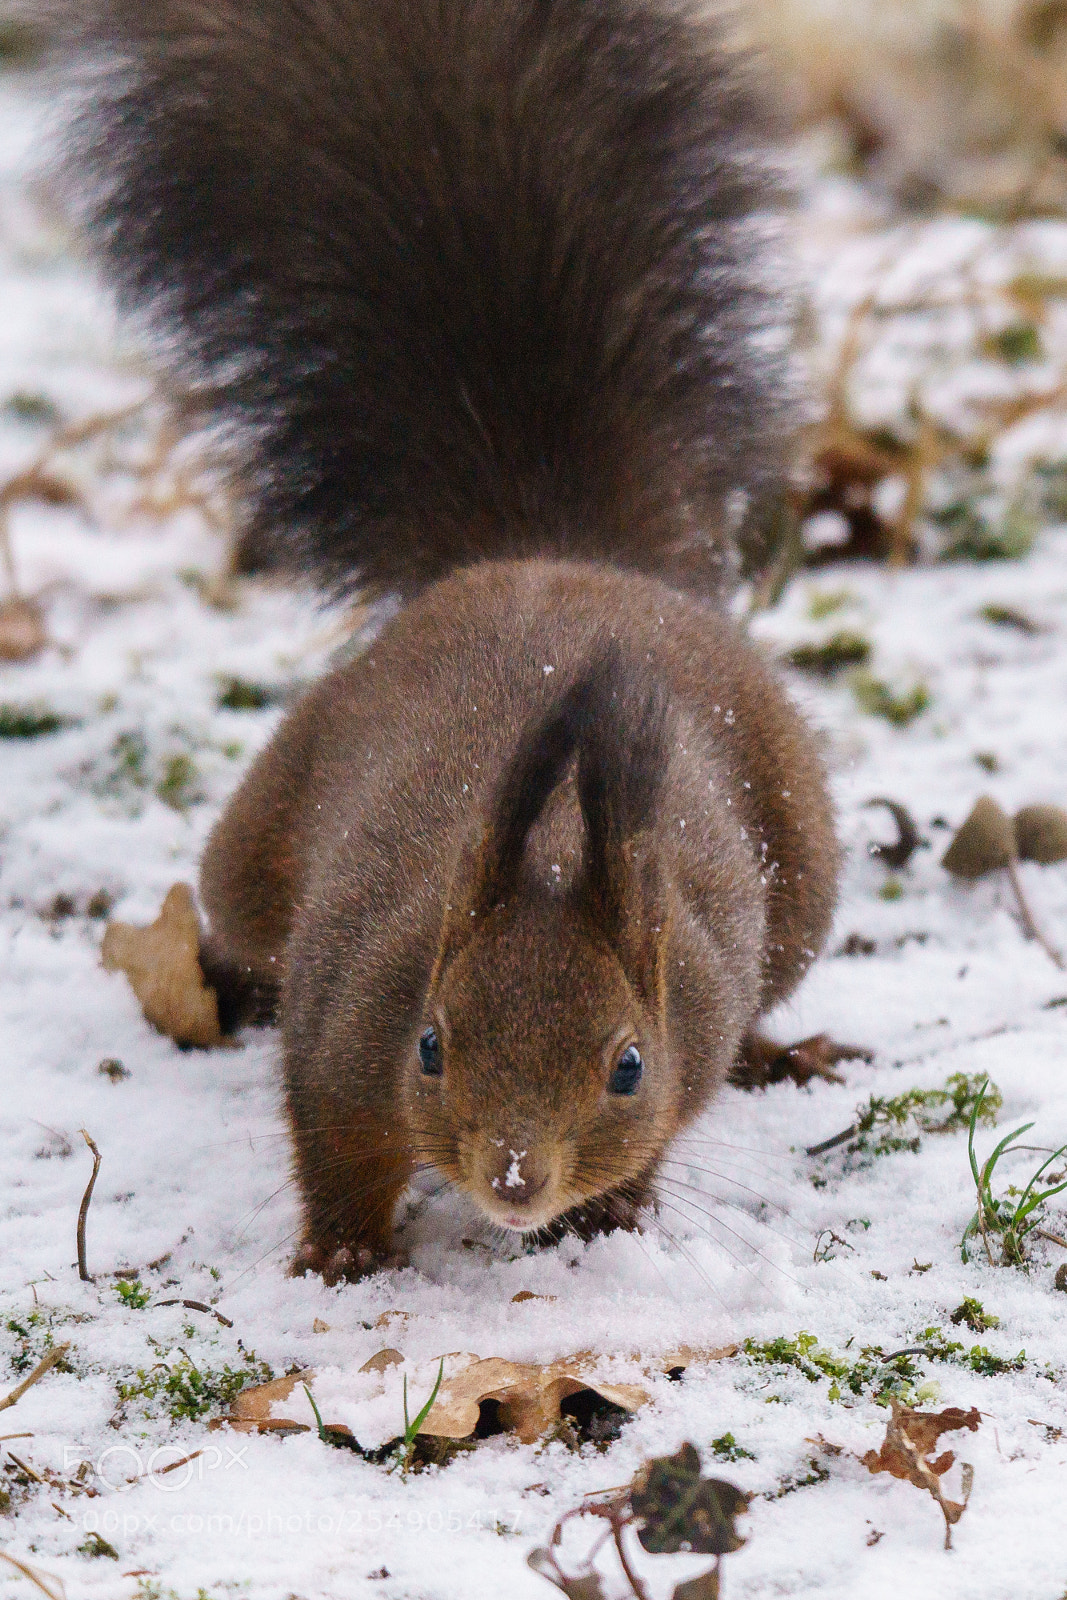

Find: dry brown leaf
[0,596,47,662]
[208,1373,311,1436]
[212,1347,734,1443]
[512,1291,557,1304]
[862,1399,980,1548]
[1014,804,1067,865]
[101,884,227,1049]
[375,1310,412,1329]
[422,1355,649,1444]
[359,1348,404,1375]
[941,796,1016,879]
[660,1345,738,1369]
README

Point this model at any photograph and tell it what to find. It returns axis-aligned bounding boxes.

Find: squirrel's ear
[429,669,598,978]
[575,666,671,1013]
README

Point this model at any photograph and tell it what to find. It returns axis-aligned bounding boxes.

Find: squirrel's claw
[289,1239,408,1284]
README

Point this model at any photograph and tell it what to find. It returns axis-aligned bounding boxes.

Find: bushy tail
[65,0,790,598]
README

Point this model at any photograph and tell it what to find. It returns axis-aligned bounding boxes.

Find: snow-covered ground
[1,52,1066,1600]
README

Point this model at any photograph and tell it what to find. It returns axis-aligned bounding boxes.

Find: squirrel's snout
[473,1141,558,1229]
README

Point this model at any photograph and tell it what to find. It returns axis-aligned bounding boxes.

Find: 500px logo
[62,1443,248,1492]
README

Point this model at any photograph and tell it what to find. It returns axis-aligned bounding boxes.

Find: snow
[0,54,1066,1600]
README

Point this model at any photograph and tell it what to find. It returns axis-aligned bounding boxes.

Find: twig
[7,1453,45,1484]
[806,1124,859,1158]
[1004,860,1065,972]
[155,1299,234,1328]
[76,1131,102,1282]
[609,1514,652,1600]
[1033,1227,1067,1250]
[0,1346,70,1415]
[0,1434,33,1443]
[133,1449,204,1484]
[0,1549,65,1600]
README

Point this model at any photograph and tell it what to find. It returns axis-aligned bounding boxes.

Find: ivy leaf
[631,1443,749,1556]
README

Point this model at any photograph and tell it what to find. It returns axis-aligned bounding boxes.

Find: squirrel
[65,0,845,1280]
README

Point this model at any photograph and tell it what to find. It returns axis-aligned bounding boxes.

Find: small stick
[806,1124,859,1158]
[0,1434,34,1444]
[154,1449,203,1479]
[0,1549,66,1600]
[0,1346,70,1415]
[609,1513,652,1600]
[1005,859,1065,971]
[76,1132,102,1282]
[7,1453,45,1484]
[154,1299,234,1328]
[1033,1227,1067,1249]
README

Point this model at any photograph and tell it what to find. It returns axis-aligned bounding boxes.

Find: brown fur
[62,0,790,598]
[200,560,839,1274]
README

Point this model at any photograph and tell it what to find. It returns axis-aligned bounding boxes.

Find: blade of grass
[302,1383,328,1444]
[404,1358,445,1447]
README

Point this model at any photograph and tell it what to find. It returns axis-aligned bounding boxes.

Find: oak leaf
[0,596,47,661]
[862,1399,979,1547]
[212,1347,735,1443]
[101,884,227,1049]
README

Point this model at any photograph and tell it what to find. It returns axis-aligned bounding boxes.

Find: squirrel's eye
[608,1044,642,1095]
[419,1026,443,1076]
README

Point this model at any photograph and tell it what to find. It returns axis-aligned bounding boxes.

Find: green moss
[1035,459,1067,521]
[984,322,1043,366]
[786,631,871,677]
[115,1280,150,1310]
[950,1297,1000,1333]
[107,730,149,789]
[2,391,59,426]
[156,753,201,811]
[78,1534,119,1560]
[769,1457,831,1496]
[806,588,854,621]
[916,1325,1024,1376]
[979,602,1040,634]
[0,704,71,739]
[852,673,930,727]
[4,1311,73,1377]
[740,1331,923,1406]
[710,1432,756,1462]
[820,1074,1000,1172]
[116,1349,273,1424]
[215,676,282,711]
[936,500,1037,563]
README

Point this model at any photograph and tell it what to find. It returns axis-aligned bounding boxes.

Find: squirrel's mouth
[465,1139,564,1232]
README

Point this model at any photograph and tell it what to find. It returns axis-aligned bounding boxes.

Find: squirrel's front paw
[289,1238,408,1285]
[731,1031,873,1090]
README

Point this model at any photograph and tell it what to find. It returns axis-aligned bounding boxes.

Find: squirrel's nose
[485,1145,548,1206]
